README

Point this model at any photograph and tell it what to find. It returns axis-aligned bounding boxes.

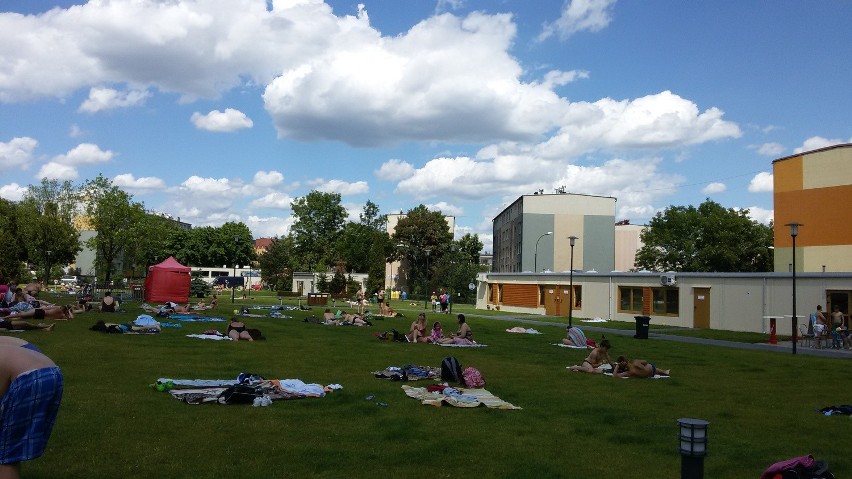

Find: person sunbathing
[227,317,253,341]
[341,312,371,326]
[562,326,589,347]
[437,314,474,345]
[407,313,428,342]
[612,356,671,378]
[99,292,117,312]
[3,305,72,321]
[0,318,55,331]
[380,302,397,317]
[568,339,613,373]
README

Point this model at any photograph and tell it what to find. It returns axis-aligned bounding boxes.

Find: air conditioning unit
[660,274,677,286]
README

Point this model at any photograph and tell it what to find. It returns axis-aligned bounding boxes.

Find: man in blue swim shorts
[613,356,671,378]
[0,345,63,478]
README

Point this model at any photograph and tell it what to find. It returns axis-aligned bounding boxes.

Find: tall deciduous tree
[81,175,145,284]
[258,236,296,292]
[0,198,28,280]
[634,199,774,272]
[433,234,484,304]
[390,205,453,296]
[290,191,347,271]
[18,179,81,282]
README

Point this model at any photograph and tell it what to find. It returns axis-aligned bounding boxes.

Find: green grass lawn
[12,292,851,478]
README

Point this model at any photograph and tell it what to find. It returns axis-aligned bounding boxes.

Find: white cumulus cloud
[191,108,253,132]
[743,206,773,225]
[113,173,166,190]
[539,0,618,41]
[702,182,726,194]
[0,137,38,170]
[78,87,150,112]
[748,172,773,193]
[35,162,78,180]
[314,179,369,195]
[54,143,114,165]
[0,183,27,201]
[426,201,463,217]
[250,192,295,209]
[376,159,416,181]
[755,142,785,156]
[180,175,234,194]
[793,136,850,154]
[253,170,284,188]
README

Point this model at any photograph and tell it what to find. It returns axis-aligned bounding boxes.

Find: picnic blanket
[603,371,670,379]
[554,343,588,349]
[186,333,232,340]
[506,327,542,334]
[372,365,441,381]
[401,385,520,409]
[170,315,225,322]
[436,342,487,348]
[163,378,335,404]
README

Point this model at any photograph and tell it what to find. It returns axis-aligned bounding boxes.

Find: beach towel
[581,318,608,323]
[169,315,225,322]
[436,342,487,348]
[506,327,542,334]
[401,385,520,409]
[604,371,669,379]
[186,333,232,340]
[554,343,588,349]
[372,365,441,381]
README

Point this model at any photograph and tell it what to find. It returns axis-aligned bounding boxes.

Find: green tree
[81,175,146,284]
[359,200,386,230]
[290,191,347,271]
[390,205,453,296]
[433,234,484,304]
[123,213,186,279]
[635,199,774,272]
[316,272,329,293]
[258,236,295,291]
[18,179,81,283]
[329,263,347,295]
[0,198,27,280]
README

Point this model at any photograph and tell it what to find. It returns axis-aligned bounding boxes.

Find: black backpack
[441,356,463,384]
[218,384,262,405]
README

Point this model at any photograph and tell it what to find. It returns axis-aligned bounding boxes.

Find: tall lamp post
[785,223,802,355]
[534,231,553,273]
[568,236,578,327]
[423,248,431,309]
[45,250,52,286]
[231,235,239,304]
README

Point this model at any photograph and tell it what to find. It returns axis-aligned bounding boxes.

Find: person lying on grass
[2,305,72,321]
[227,317,253,341]
[612,356,671,378]
[437,314,474,345]
[0,319,54,332]
[568,339,613,373]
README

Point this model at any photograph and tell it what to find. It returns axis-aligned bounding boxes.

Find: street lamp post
[45,250,52,286]
[786,223,802,355]
[423,248,431,309]
[568,236,578,327]
[534,232,553,273]
[231,235,239,304]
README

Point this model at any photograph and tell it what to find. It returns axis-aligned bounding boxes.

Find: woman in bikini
[438,314,474,345]
[568,339,612,373]
[407,313,428,342]
[227,317,253,341]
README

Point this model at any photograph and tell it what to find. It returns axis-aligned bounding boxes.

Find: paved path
[461,312,852,359]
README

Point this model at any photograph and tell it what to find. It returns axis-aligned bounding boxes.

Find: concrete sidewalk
[467,312,852,359]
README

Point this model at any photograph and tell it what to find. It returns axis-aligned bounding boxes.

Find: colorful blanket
[372,365,441,381]
[170,315,225,322]
[401,385,521,409]
[186,333,232,340]
[436,342,487,347]
[506,327,542,334]
[554,343,588,349]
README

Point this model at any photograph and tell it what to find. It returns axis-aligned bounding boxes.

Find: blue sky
[1,0,850,253]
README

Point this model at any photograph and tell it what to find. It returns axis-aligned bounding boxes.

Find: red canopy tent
[144,256,191,304]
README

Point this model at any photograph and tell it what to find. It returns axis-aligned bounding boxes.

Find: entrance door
[543,285,563,316]
[693,288,710,329]
[826,290,851,327]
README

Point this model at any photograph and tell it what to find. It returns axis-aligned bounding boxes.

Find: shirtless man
[568,339,612,373]
[612,356,671,378]
[4,305,72,321]
[0,345,64,478]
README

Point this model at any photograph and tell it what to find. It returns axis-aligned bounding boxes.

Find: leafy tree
[190,274,212,298]
[316,272,329,293]
[258,236,295,291]
[18,179,81,283]
[0,198,27,281]
[433,234,484,304]
[390,205,453,296]
[123,213,186,279]
[329,263,347,295]
[81,175,145,284]
[359,200,386,230]
[290,191,347,271]
[635,199,774,272]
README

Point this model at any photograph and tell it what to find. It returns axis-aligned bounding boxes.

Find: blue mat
[169,315,225,322]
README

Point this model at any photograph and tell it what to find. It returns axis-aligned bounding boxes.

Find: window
[565,286,582,308]
[539,286,546,306]
[619,287,643,313]
[652,288,679,316]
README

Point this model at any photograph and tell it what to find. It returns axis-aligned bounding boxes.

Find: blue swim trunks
[20,343,42,353]
[0,367,63,464]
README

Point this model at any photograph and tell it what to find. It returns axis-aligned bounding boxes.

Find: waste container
[307,293,330,306]
[634,316,651,339]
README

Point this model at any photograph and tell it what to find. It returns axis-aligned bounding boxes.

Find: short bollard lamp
[677,418,708,479]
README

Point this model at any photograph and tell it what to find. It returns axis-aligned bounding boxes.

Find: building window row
[618,286,679,316]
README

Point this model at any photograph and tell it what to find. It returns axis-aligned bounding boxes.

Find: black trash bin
[634,315,651,339]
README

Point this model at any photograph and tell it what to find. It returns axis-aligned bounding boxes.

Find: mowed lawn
[13,293,851,479]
